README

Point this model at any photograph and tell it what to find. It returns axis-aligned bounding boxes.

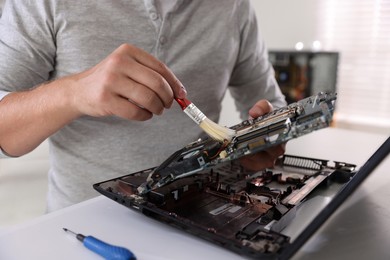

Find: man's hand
[0,43,187,156]
[67,43,187,121]
[239,99,286,171]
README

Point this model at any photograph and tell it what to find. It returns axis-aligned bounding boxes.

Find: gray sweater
[0,0,285,211]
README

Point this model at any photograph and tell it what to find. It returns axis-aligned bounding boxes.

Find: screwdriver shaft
[63,228,136,260]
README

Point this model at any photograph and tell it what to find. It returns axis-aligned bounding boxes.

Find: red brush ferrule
[175,97,192,110]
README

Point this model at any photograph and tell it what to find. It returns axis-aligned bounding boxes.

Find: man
[0,0,286,212]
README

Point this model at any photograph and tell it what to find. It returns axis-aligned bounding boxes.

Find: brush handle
[83,236,136,260]
[174,97,192,110]
[174,98,206,124]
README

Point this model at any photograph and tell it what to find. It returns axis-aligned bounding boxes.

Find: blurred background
[1,0,389,228]
[220,0,390,134]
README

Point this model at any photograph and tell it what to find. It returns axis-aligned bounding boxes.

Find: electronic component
[94,154,356,257]
[92,109,390,259]
[141,92,337,193]
[93,92,362,259]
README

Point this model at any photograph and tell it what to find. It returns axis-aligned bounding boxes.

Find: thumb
[248,99,273,118]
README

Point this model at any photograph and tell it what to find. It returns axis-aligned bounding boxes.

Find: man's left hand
[239,99,286,171]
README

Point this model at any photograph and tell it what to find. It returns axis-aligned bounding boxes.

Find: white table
[0,128,389,260]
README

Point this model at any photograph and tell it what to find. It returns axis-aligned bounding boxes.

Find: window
[317,0,390,133]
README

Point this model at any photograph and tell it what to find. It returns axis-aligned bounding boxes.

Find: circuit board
[92,92,390,259]
[92,92,366,258]
[141,92,337,193]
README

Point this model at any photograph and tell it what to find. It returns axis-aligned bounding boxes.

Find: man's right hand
[67,43,187,121]
[0,43,186,157]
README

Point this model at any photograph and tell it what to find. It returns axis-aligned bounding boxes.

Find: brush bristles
[199,118,236,142]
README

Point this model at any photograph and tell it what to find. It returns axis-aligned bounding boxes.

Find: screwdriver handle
[83,236,136,260]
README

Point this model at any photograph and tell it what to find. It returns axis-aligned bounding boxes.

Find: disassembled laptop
[95,92,358,258]
[139,92,338,193]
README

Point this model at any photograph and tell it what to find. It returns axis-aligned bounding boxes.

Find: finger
[118,44,187,99]
[111,73,165,115]
[110,95,153,121]
[264,144,286,158]
[249,99,273,118]
[239,151,276,172]
[118,57,174,109]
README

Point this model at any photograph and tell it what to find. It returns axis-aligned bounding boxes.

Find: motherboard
[94,92,360,258]
[141,92,337,193]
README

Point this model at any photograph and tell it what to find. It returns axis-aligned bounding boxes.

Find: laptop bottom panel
[94,154,356,259]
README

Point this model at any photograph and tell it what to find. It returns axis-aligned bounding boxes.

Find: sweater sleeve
[228,0,286,120]
[0,0,56,92]
[0,0,56,158]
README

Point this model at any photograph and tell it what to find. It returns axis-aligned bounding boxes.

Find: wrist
[49,75,85,119]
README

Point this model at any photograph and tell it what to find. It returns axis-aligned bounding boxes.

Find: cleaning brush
[175,97,236,142]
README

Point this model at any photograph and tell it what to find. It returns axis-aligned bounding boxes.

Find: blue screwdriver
[63,228,136,260]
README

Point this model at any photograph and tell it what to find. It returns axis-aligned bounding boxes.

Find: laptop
[93,92,390,259]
